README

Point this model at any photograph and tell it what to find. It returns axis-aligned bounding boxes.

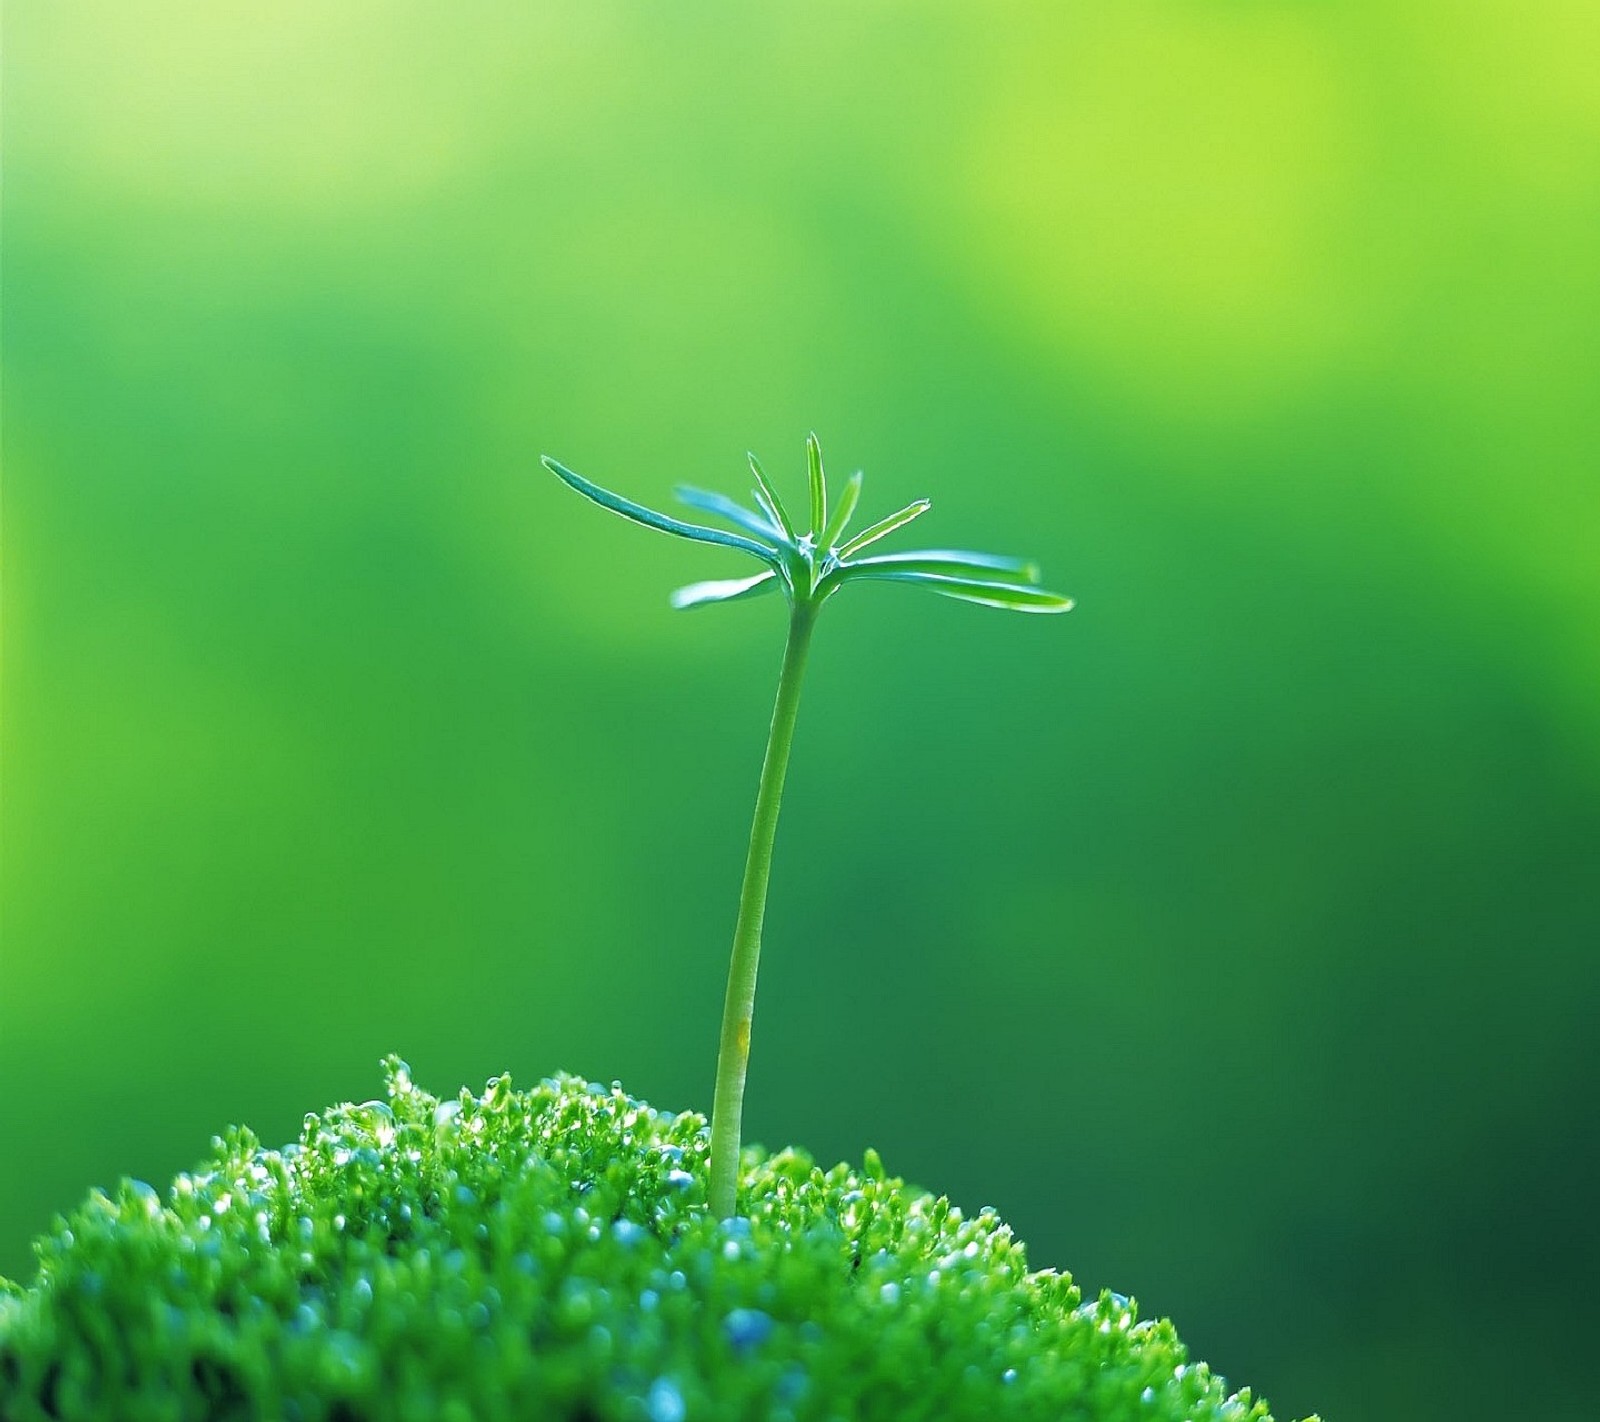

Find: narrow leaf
[752,488,784,535]
[806,433,827,538]
[836,499,932,558]
[818,471,864,552]
[674,486,787,545]
[670,569,782,610]
[543,456,776,563]
[842,548,1041,583]
[845,568,1074,613]
[747,453,795,540]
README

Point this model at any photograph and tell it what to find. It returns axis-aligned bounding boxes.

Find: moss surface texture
[0,1061,1314,1421]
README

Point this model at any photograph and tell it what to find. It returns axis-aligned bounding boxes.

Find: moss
[0,1060,1314,1421]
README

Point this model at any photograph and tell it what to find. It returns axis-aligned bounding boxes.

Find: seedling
[543,434,1072,1218]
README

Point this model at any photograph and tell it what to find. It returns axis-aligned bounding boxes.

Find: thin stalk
[708,600,818,1218]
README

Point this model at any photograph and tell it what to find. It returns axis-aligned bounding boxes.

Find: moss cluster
[0,1061,1311,1421]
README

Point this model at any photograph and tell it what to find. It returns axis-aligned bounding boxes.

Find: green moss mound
[0,1061,1312,1421]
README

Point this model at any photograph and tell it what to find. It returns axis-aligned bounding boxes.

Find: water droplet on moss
[124,1180,161,1218]
[724,1308,773,1352]
[645,1376,685,1422]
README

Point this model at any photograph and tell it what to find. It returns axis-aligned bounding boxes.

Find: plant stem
[708,600,818,1218]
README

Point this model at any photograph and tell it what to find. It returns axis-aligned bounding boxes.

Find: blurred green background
[4,4,1597,1419]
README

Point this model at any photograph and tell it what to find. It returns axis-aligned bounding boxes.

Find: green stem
[708,600,818,1218]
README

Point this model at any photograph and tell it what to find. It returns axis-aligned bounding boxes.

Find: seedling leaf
[840,549,1041,583]
[846,567,1074,612]
[670,570,782,610]
[674,486,787,545]
[806,433,827,537]
[836,499,932,558]
[819,471,864,552]
[748,453,795,540]
[544,456,777,563]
